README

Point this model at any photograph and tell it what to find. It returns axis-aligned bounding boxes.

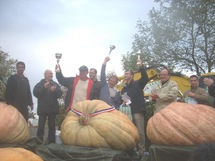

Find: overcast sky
[0,0,158,107]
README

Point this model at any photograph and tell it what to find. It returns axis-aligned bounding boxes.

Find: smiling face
[159,69,170,83]
[108,76,118,88]
[44,70,53,81]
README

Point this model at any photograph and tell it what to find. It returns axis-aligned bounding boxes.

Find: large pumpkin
[0,147,43,161]
[0,102,30,143]
[60,100,139,151]
[147,102,215,145]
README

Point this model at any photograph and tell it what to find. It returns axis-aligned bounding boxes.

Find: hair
[125,70,134,76]
[191,142,215,161]
[90,68,97,74]
[44,69,52,76]
[190,75,199,80]
[108,75,119,84]
[16,61,25,68]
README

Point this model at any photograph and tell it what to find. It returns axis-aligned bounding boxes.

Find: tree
[122,0,215,75]
[0,48,17,101]
[0,49,17,79]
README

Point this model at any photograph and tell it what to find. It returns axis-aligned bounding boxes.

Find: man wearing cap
[55,64,100,110]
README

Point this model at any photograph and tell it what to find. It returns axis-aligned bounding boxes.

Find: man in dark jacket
[121,59,148,158]
[204,77,215,107]
[33,69,62,144]
[6,61,33,122]
[89,68,101,99]
[56,64,100,111]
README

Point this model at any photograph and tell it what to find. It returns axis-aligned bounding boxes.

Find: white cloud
[0,0,158,109]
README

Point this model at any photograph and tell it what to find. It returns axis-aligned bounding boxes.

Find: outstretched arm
[100,57,110,87]
[138,66,149,89]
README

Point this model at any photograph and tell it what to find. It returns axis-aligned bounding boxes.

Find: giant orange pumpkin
[147,102,215,145]
[0,102,30,143]
[60,100,139,151]
[0,147,43,161]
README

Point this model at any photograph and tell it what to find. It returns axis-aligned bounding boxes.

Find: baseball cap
[79,65,88,72]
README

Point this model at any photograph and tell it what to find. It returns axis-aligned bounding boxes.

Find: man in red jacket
[56,64,100,110]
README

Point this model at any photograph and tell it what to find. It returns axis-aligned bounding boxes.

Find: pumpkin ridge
[61,100,139,150]
[0,103,29,144]
[61,120,81,144]
[89,100,110,113]
[8,113,29,143]
[89,114,139,144]
[9,111,23,142]
[0,147,43,161]
[192,104,215,142]
[161,107,195,145]
[159,103,203,145]
[74,100,107,114]
[61,114,109,147]
[92,116,139,150]
[89,120,121,149]
[77,119,115,148]
[147,107,191,145]
[147,102,215,146]
[76,124,110,148]
[90,119,135,150]
[94,111,134,125]
[0,105,17,142]
[89,113,138,137]
[147,116,163,144]
[147,112,174,144]
[173,103,215,144]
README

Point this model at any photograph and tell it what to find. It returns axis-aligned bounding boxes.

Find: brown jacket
[183,87,210,105]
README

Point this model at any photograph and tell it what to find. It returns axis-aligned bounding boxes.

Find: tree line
[122,0,215,75]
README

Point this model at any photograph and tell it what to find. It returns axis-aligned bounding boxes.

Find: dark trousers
[37,113,56,144]
[17,107,28,122]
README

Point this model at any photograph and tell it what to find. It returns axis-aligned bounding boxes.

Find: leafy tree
[123,0,215,75]
[0,48,17,101]
[0,49,17,79]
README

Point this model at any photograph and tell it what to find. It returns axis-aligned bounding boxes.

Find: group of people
[149,69,215,114]
[5,62,62,144]
[4,57,215,158]
[4,56,148,155]
[55,56,148,158]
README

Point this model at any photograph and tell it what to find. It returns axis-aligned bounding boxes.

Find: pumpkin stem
[79,115,89,125]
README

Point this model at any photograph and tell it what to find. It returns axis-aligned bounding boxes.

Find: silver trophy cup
[109,45,116,55]
[55,53,62,71]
